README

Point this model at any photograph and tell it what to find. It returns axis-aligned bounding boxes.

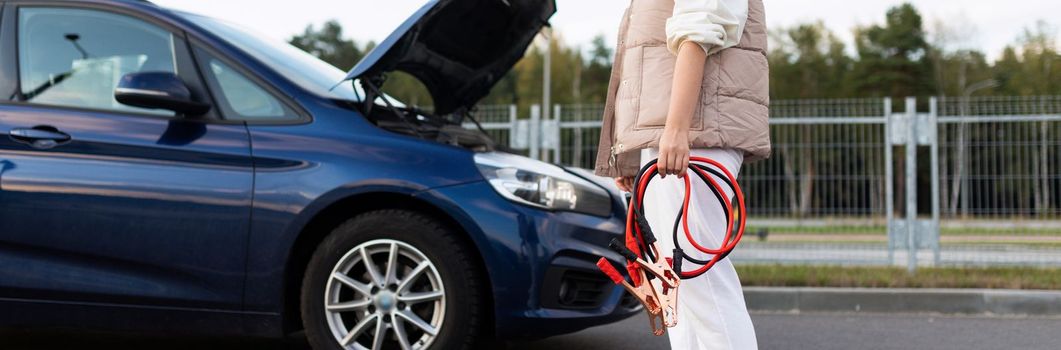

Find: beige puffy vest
[594,0,771,178]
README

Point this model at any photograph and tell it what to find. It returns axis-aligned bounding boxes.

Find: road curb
[744,287,1061,315]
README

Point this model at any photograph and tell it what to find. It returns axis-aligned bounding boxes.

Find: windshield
[178,11,367,102]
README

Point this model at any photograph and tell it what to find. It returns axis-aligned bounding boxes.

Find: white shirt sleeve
[665,0,749,56]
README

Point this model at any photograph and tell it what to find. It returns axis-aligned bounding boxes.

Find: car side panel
[419,181,634,339]
[0,105,254,309]
[240,100,484,313]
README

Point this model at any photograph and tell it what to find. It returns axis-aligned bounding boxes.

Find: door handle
[9,126,72,149]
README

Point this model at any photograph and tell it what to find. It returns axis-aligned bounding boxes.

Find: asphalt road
[5,312,1061,350]
[513,312,1061,350]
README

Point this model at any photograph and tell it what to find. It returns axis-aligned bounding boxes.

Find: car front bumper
[416,180,639,339]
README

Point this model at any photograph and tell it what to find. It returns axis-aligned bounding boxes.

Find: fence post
[905,97,918,274]
[554,104,563,164]
[530,105,541,160]
[509,104,518,149]
[573,105,584,168]
[884,98,895,265]
[929,97,941,266]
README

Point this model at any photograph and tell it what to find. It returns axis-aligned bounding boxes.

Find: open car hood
[342,0,556,115]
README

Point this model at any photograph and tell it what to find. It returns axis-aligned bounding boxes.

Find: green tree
[852,3,936,98]
[994,21,1061,96]
[581,35,614,104]
[772,27,856,96]
[934,50,993,97]
[495,32,587,113]
[289,21,431,107]
[768,22,854,99]
[289,20,364,71]
[994,47,1024,96]
[926,16,994,98]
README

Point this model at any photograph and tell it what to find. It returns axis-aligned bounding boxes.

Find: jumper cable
[597,156,747,336]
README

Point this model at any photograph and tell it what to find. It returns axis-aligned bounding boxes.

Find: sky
[153,0,1060,61]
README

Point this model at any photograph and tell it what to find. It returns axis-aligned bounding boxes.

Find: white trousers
[640,148,758,350]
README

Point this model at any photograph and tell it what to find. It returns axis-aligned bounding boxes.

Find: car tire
[301,210,484,350]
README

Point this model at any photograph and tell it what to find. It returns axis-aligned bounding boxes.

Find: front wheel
[301,210,484,350]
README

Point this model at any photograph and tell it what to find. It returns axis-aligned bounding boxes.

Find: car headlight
[474,152,613,217]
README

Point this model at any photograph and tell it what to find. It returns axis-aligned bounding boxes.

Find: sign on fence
[512,119,530,150]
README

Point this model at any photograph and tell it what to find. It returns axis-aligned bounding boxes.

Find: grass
[941,227,1061,236]
[746,225,1061,236]
[746,225,884,235]
[736,264,1061,290]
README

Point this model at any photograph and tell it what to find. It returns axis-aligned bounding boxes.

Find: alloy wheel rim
[324,239,446,350]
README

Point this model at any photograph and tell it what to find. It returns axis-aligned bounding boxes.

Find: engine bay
[353,77,497,152]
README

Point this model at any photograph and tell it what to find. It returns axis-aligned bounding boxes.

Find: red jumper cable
[596,156,747,336]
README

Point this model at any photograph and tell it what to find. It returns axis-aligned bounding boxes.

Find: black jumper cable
[596,156,747,336]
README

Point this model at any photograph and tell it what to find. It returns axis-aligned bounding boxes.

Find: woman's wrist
[663,125,690,137]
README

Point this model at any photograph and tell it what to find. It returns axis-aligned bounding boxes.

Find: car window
[202,56,297,121]
[17,8,176,116]
[178,12,360,102]
[179,12,407,107]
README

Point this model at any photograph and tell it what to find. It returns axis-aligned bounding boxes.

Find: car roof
[5,0,163,10]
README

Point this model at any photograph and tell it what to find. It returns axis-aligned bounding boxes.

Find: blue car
[0,0,637,348]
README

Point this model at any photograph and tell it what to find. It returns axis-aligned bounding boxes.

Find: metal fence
[935,96,1061,267]
[556,104,606,169]
[735,99,894,266]
[467,105,518,151]
[469,97,1061,269]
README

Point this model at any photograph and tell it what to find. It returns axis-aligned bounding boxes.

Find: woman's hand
[658,127,690,178]
[615,176,635,193]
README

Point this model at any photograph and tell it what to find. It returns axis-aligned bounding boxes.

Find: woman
[594,0,771,348]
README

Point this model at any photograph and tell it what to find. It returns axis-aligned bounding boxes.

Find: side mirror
[115,72,211,116]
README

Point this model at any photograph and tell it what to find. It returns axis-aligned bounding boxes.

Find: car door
[0,4,253,310]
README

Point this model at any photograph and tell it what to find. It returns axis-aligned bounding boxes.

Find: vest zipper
[609,143,625,177]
